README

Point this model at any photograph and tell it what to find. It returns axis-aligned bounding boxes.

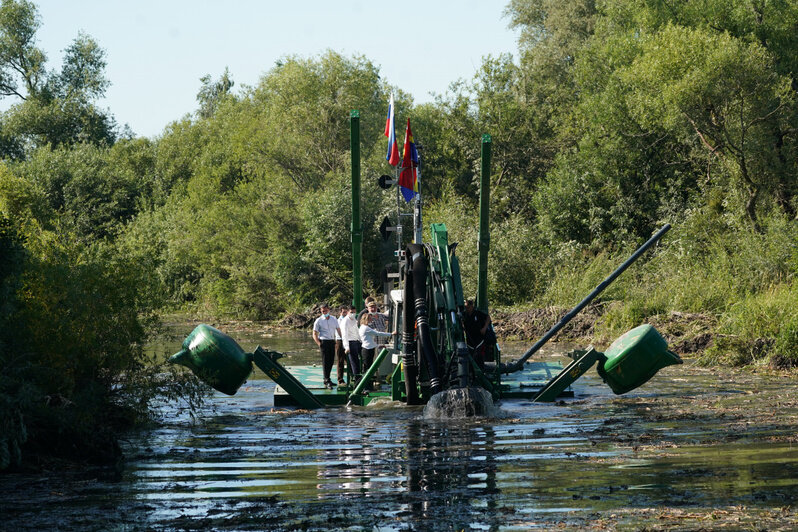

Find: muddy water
[2,325,798,530]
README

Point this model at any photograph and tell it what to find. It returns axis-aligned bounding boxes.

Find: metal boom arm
[503,224,671,374]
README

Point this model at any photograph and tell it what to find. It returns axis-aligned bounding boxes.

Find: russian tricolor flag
[384,93,400,166]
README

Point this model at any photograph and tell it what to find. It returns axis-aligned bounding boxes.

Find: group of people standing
[313,296,494,390]
[311,297,394,390]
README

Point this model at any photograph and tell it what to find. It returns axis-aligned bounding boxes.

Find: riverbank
[214,304,716,361]
[263,302,798,373]
[490,305,717,357]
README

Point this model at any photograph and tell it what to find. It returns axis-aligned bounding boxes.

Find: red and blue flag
[398,118,419,202]
[384,93,400,166]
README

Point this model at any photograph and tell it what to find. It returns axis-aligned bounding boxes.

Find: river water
[2,324,798,530]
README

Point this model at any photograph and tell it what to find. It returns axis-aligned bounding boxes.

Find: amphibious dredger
[170,112,682,412]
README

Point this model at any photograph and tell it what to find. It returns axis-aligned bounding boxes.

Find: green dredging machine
[170,111,681,412]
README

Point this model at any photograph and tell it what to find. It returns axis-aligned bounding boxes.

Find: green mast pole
[476,134,491,313]
[350,110,363,312]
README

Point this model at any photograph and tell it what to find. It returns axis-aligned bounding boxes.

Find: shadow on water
[2,326,798,530]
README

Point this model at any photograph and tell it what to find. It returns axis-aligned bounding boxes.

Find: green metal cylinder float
[169,324,252,395]
[597,324,682,394]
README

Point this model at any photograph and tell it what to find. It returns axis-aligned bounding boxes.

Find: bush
[425,195,553,307]
[773,315,798,369]
[0,204,206,469]
[699,283,798,367]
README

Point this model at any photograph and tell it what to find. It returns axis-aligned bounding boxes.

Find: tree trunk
[745,185,762,233]
[773,129,796,219]
[739,158,762,233]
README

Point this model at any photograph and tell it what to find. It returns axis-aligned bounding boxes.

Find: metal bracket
[252,346,324,409]
[532,347,604,402]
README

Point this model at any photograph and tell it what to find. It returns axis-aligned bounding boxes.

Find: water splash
[423,386,500,419]
[364,396,404,409]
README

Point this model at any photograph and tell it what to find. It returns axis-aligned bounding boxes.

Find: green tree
[0,0,44,100]
[417,53,559,215]
[54,32,110,103]
[506,0,597,147]
[1,162,205,469]
[600,0,798,222]
[621,24,794,232]
[0,0,116,154]
[246,51,389,192]
[196,67,234,119]
[125,51,404,315]
[11,143,145,240]
[514,0,798,244]
[409,90,479,203]
[0,212,28,469]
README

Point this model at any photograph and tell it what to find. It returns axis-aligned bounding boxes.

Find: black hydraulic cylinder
[407,244,443,395]
[504,224,671,374]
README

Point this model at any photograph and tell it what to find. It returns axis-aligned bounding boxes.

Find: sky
[27,0,521,138]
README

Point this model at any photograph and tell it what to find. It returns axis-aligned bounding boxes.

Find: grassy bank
[489,214,798,370]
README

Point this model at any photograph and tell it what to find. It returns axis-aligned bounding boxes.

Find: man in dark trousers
[312,303,341,389]
[334,305,348,386]
[463,298,492,370]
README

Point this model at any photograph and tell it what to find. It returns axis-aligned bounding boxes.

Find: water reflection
[103,330,798,527]
[2,328,798,530]
[404,420,499,529]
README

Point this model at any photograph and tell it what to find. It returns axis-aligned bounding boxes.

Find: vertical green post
[477,134,491,313]
[350,110,363,311]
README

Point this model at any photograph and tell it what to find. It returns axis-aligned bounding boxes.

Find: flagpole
[384,91,403,262]
[413,163,422,244]
[395,164,402,259]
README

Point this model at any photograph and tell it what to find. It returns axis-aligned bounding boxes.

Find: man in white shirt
[341,305,362,379]
[312,303,341,389]
[335,306,348,386]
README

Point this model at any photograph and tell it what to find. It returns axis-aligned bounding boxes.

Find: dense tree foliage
[2,0,798,468]
[0,165,187,468]
[0,0,198,469]
[520,0,798,244]
[0,0,116,156]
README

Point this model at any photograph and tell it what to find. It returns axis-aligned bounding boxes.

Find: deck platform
[273,360,572,407]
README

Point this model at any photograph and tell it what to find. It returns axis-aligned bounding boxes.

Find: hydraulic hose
[407,243,443,395]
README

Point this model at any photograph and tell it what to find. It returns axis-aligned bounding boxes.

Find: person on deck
[357,296,377,322]
[334,306,348,386]
[359,314,394,390]
[341,305,362,382]
[364,297,389,333]
[463,298,492,370]
[312,303,341,389]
